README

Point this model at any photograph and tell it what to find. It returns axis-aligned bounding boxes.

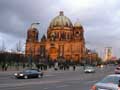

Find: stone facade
[25,11,86,63]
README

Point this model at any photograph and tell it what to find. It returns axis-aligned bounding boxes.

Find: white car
[84,66,95,73]
[90,74,120,90]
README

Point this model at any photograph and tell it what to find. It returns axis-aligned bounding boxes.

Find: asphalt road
[0,65,116,90]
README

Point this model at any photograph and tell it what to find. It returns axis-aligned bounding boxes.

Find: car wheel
[37,74,41,78]
[41,73,43,77]
[24,75,28,79]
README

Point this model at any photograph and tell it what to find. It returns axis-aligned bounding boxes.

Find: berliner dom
[25,11,86,63]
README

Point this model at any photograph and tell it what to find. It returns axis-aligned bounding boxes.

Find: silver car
[90,74,120,90]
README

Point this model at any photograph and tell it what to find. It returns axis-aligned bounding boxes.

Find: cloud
[0,0,120,58]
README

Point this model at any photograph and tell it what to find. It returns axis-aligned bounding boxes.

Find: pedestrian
[83,65,85,70]
[5,63,8,71]
[23,63,25,69]
[2,64,5,71]
[73,65,75,71]
[36,64,40,70]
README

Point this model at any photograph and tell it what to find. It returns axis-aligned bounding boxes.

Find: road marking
[43,85,69,90]
[56,85,69,88]
[45,75,55,77]
[43,87,48,89]
[86,80,97,84]
[0,80,61,88]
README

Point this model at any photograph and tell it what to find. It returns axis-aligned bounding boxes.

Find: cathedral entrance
[49,47,58,61]
[74,54,80,62]
[65,55,71,61]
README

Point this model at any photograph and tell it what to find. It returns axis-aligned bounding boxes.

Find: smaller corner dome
[28,23,39,32]
[28,26,38,33]
[74,20,82,27]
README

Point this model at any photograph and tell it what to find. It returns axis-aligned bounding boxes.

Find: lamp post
[29,42,32,69]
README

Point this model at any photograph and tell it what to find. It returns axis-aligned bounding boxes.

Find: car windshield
[99,76,120,84]
[23,70,31,73]
[23,69,39,73]
[31,70,38,73]
[85,66,93,69]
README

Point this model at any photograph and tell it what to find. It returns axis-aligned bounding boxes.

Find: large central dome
[49,11,73,28]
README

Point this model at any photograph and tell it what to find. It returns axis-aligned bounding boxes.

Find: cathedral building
[25,11,86,63]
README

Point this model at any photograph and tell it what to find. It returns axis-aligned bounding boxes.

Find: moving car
[115,66,120,74]
[14,69,43,79]
[90,74,120,90]
[84,66,95,73]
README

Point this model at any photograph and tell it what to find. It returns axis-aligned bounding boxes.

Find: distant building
[85,49,99,64]
[103,47,112,62]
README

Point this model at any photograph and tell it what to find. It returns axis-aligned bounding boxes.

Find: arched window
[67,33,69,40]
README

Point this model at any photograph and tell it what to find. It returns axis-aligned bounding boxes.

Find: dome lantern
[59,11,64,16]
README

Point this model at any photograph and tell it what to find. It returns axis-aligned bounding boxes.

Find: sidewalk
[0,66,84,74]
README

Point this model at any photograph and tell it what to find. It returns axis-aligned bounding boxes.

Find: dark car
[14,69,43,79]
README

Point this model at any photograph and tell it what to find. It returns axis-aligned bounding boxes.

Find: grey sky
[0,0,120,58]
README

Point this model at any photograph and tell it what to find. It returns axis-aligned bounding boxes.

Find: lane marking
[0,80,61,88]
[45,75,55,77]
[86,80,97,84]
[56,85,69,88]
[43,85,69,90]
[43,87,48,89]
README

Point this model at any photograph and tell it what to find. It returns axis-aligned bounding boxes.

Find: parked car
[14,69,43,79]
[90,74,120,90]
[115,66,120,74]
[84,66,95,73]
